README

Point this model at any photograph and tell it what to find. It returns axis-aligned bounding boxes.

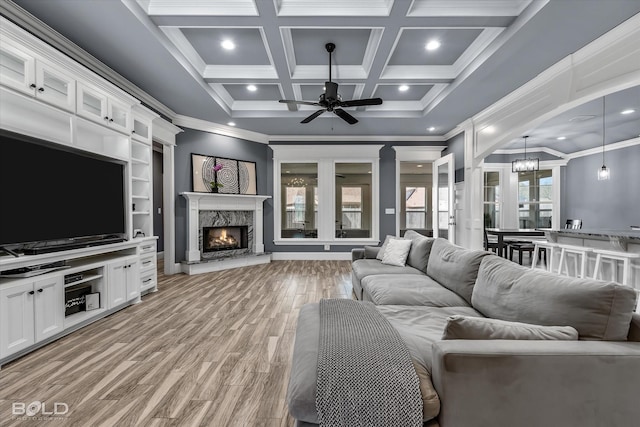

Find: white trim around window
[271,145,383,245]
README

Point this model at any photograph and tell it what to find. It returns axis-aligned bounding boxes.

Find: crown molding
[0,0,176,120]
[566,137,640,160]
[269,134,446,142]
[493,146,568,159]
[173,115,269,144]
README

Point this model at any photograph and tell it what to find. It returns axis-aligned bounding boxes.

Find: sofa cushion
[362,274,470,307]
[472,255,638,341]
[426,238,489,304]
[377,305,485,421]
[351,259,424,300]
[381,238,412,266]
[404,230,434,272]
[441,315,579,340]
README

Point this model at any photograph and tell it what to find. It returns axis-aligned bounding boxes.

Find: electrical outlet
[324,244,330,251]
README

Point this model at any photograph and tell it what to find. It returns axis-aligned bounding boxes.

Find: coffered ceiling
[7,0,640,144]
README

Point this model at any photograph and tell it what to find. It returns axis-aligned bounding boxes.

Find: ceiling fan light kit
[279,43,383,125]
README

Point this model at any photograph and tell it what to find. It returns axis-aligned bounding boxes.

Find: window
[518,169,552,229]
[405,187,426,229]
[483,171,501,228]
[335,163,371,238]
[280,163,318,238]
[273,145,380,244]
[399,161,431,234]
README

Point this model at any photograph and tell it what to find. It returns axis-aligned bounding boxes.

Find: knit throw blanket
[316,299,423,427]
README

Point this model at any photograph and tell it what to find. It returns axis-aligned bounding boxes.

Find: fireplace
[203,226,249,252]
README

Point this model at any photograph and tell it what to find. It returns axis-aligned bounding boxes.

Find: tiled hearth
[180,192,271,275]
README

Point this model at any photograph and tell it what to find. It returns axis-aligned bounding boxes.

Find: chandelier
[289,177,306,186]
[512,135,539,172]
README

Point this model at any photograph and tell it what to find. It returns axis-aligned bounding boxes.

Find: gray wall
[561,144,640,229]
[442,132,465,182]
[174,129,454,259]
[174,128,269,262]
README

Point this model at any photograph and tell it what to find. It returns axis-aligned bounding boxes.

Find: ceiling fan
[279,43,383,125]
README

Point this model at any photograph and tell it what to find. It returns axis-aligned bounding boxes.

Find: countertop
[545,228,640,241]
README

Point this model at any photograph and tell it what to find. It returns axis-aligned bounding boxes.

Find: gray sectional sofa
[287,231,640,427]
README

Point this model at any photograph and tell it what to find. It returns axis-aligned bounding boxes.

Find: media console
[0,238,158,368]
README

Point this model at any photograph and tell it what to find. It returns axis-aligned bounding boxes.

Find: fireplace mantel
[179,192,271,263]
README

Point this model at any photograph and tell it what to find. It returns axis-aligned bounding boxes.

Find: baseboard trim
[271,252,351,261]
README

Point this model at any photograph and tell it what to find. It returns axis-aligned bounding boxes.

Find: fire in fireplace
[203,226,249,252]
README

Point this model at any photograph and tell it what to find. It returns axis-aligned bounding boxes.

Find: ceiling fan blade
[325,81,339,101]
[334,108,358,125]
[339,97,383,107]
[279,100,320,106]
[301,109,326,123]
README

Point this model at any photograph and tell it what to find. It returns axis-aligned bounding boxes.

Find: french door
[432,153,455,242]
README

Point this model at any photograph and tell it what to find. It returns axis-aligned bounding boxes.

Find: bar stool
[592,249,640,287]
[557,244,593,278]
[531,240,559,273]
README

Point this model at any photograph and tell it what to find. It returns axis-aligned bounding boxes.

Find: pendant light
[512,135,539,172]
[597,96,610,180]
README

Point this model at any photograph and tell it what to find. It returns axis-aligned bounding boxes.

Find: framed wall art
[191,154,257,195]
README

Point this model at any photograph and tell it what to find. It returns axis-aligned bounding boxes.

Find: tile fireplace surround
[179,192,271,275]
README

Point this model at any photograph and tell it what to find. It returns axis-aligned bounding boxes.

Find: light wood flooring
[0,260,353,426]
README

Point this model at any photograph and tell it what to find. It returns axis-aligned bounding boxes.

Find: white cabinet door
[0,281,35,358]
[126,259,140,301]
[0,42,35,95]
[107,260,128,308]
[76,82,108,124]
[108,256,139,307]
[108,98,131,134]
[34,61,75,112]
[34,276,64,342]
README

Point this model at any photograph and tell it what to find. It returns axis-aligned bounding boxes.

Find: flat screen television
[0,130,126,249]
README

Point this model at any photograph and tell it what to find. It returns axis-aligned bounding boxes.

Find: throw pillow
[380,238,413,267]
[441,315,579,341]
[363,245,380,259]
[375,235,395,260]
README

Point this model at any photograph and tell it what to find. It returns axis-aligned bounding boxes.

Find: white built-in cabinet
[0,40,76,112]
[107,256,140,307]
[0,17,160,367]
[0,276,64,359]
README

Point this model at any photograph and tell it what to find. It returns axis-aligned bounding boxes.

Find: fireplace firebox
[203,226,249,252]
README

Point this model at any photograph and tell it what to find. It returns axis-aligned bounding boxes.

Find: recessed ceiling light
[399,85,409,92]
[416,164,423,168]
[221,39,235,50]
[621,109,636,115]
[557,136,566,140]
[227,122,236,126]
[425,40,441,51]
[247,84,257,92]
[427,126,436,132]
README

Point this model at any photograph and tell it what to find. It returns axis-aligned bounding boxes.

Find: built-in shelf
[131,157,149,165]
[63,273,102,288]
[132,211,150,215]
[132,195,149,199]
[131,176,149,182]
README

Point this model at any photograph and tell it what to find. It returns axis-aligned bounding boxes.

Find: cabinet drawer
[140,255,156,273]
[139,242,156,255]
[140,273,156,292]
